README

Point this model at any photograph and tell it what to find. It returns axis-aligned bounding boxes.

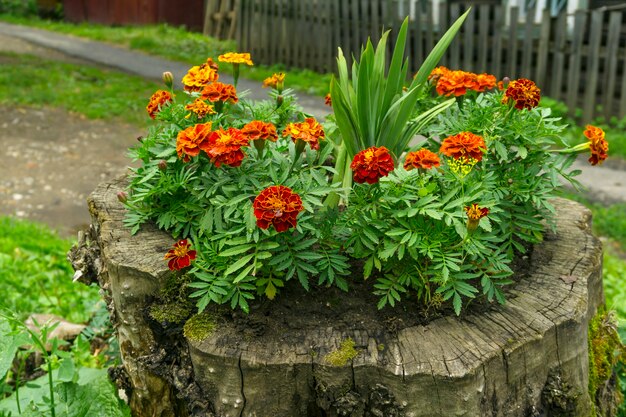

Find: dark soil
[193,242,537,342]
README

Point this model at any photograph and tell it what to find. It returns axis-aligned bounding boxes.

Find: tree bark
[81,176,605,417]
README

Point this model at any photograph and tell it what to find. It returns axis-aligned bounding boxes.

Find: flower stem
[324,144,348,208]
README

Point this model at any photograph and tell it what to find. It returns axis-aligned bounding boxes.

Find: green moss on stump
[324,338,359,367]
[149,302,193,324]
[183,313,217,342]
[587,309,624,415]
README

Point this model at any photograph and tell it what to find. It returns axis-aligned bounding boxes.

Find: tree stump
[77,176,605,417]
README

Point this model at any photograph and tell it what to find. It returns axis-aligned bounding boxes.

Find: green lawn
[0,216,100,323]
[0,52,159,126]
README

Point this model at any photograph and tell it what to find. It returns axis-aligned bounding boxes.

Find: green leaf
[265,281,277,300]
[57,358,76,383]
[219,244,255,257]
[223,254,254,276]
[0,318,28,381]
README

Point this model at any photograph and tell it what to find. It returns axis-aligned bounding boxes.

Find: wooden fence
[236,0,626,122]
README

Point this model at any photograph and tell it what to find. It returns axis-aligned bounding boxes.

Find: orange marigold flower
[351,146,395,184]
[241,121,278,142]
[164,239,197,271]
[475,73,497,92]
[182,64,219,92]
[253,185,303,232]
[465,204,489,232]
[436,70,478,97]
[201,82,238,104]
[146,90,173,119]
[324,93,332,107]
[404,149,441,170]
[584,125,608,166]
[503,78,541,110]
[185,98,216,119]
[440,132,486,162]
[203,127,249,168]
[176,122,213,162]
[218,52,253,66]
[282,117,325,150]
[428,66,451,83]
[262,72,285,90]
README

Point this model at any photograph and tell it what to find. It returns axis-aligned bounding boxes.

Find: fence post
[603,11,622,116]
[582,9,603,122]
[535,7,551,89]
[565,10,586,116]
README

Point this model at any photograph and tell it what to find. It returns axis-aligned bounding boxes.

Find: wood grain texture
[87,176,604,417]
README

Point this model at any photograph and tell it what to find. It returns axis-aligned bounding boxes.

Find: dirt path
[0,34,144,237]
[0,106,142,237]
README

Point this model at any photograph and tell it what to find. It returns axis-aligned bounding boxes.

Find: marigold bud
[117,191,128,204]
[158,160,167,171]
[136,136,144,142]
[162,71,174,89]
[276,95,284,108]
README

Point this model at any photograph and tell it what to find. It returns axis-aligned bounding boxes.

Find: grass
[0,216,100,323]
[0,52,160,126]
[0,15,333,96]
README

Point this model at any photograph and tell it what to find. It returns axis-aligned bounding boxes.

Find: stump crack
[427,360,443,415]
[238,353,246,417]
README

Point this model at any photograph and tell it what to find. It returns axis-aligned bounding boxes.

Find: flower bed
[76,12,615,416]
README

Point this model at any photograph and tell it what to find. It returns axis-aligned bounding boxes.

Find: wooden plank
[235,0,244,49]
[413,1,425,69]
[267,0,275,64]
[438,1,448,67]
[549,10,567,98]
[507,6,519,78]
[351,0,360,61]
[477,5,489,71]
[492,4,503,78]
[603,11,622,115]
[463,5,475,71]
[227,0,239,40]
[582,10,603,122]
[329,0,343,71]
[203,0,216,36]
[521,3,535,78]
[566,10,586,113]
[371,0,381,44]
[621,56,626,117]
[425,0,434,61]
[535,7,551,89]
[449,3,461,69]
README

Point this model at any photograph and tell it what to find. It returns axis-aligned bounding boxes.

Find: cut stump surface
[82,176,604,417]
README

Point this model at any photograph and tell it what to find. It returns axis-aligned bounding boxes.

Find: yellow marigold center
[174,246,189,257]
[266,196,286,214]
[216,132,232,145]
[363,149,375,163]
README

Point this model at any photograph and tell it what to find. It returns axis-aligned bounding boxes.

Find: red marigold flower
[503,78,541,110]
[176,122,213,162]
[218,52,253,66]
[282,117,325,150]
[324,93,332,107]
[440,132,486,162]
[253,185,303,232]
[475,73,497,92]
[146,90,173,119]
[584,125,608,166]
[404,149,441,170]
[164,239,197,271]
[262,72,285,90]
[185,98,216,119]
[241,121,278,142]
[201,82,238,104]
[351,146,395,184]
[465,203,489,232]
[182,64,219,92]
[202,127,250,168]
